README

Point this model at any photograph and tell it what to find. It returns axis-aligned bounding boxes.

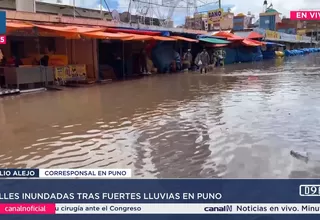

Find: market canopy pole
[219,0,221,31]
[100,0,103,18]
[73,0,76,18]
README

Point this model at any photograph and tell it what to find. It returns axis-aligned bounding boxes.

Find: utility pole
[73,0,76,18]
[219,0,221,31]
[100,0,103,18]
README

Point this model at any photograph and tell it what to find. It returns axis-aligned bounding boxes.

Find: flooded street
[1,54,320,178]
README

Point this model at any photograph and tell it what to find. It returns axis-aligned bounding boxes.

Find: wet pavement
[1,54,320,178]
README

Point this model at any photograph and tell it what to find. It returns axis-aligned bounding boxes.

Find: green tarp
[199,38,230,44]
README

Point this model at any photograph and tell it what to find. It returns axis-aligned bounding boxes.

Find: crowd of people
[172,47,226,74]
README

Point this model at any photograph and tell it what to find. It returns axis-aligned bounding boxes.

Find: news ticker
[1,203,320,214]
[0,169,131,178]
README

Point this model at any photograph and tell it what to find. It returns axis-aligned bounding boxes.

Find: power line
[102,0,111,12]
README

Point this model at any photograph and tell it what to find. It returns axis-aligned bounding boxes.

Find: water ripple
[1,55,320,177]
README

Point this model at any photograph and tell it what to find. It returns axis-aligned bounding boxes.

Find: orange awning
[213,31,244,41]
[33,24,105,33]
[33,24,77,32]
[170,36,198,42]
[33,24,106,38]
[6,22,33,32]
[123,34,154,41]
[152,36,176,41]
[249,39,266,45]
[81,31,133,40]
[33,24,81,39]
[64,26,106,33]
[105,28,161,36]
[242,39,264,46]
[6,22,33,29]
[247,31,264,39]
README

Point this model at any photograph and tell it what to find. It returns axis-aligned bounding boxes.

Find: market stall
[0,22,99,88]
[2,66,54,89]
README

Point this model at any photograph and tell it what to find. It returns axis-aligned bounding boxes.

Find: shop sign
[54,65,87,84]
[208,8,223,24]
[297,29,306,35]
[265,30,280,39]
[279,33,296,41]
[302,36,311,42]
[296,35,303,41]
[65,65,87,81]
[54,66,66,82]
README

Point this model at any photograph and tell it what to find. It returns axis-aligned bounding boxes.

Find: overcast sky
[39,0,320,25]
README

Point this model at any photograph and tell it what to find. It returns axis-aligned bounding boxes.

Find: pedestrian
[195,48,210,73]
[217,49,226,67]
[173,51,181,72]
[211,49,217,67]
[182,49,193,70]
[139,49,149,75]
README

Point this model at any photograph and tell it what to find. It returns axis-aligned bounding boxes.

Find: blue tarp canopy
[263,41,285,47]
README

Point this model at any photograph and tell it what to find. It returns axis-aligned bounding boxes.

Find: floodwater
[1,54,320,178]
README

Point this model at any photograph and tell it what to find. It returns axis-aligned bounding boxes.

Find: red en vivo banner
[290,10,320,20]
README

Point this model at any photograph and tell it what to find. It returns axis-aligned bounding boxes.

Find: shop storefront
[0,22,100,89]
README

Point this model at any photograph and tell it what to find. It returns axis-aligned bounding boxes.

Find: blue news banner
[1,169,320,219]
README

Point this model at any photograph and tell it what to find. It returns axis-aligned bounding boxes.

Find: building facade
[219,12,234,30]
[276,18,305,34]
[259,8,281,30]
[185,12,234,31]
[233,13,245,30]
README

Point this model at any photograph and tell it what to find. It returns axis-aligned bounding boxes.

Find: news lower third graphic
[1,203,320,214]
[0,11,6,44]
[0,171,320,219]
[0,169,131,178]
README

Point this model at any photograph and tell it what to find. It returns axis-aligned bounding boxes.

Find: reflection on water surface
[1,55,320,178]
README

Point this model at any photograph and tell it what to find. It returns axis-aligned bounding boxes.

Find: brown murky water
[1,54,320,178]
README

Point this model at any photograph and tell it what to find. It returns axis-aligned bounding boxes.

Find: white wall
[16,0,36,12]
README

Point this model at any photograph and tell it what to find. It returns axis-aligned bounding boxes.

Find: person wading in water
[182,49,193,71]
[139,49,150,75]
[195,48,210,74]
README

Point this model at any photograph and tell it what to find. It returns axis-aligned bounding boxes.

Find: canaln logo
[204,205,233,212]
